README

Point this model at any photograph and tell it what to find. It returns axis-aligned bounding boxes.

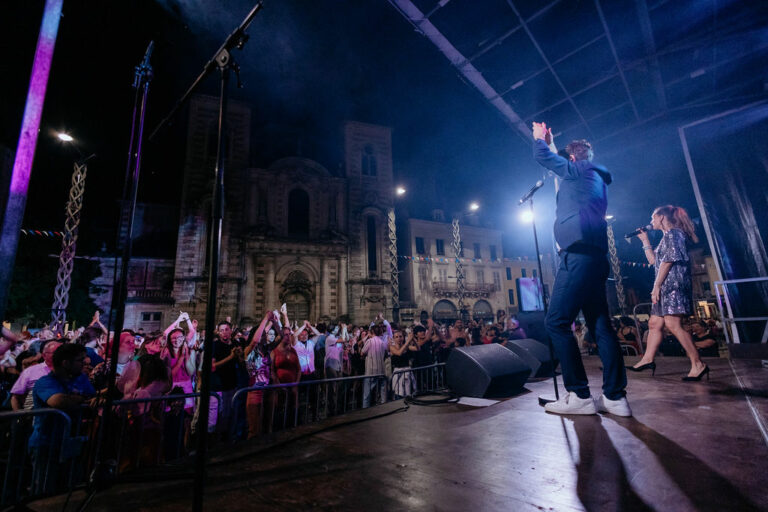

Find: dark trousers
[545,251,627,400]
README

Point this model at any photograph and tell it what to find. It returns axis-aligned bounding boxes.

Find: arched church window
[361,144,377,176]
[366,215,377,277]
[288,188,310,236]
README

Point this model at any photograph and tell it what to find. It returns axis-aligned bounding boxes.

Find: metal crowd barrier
[0,363,449,507]
[229,374,389,440]
[0,408,80,508]
[230,363,447,441]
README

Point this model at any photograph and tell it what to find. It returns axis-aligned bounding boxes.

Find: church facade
[166,95,395,328]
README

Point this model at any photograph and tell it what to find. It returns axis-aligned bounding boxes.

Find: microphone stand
[86,41,154,500]
[518,185,560,405]
[147,3,263,511]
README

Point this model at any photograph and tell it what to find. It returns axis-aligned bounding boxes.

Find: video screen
[517,277,543,311]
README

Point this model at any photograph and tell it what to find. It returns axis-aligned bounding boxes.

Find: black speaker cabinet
[446,344,531,398]
[505,338,558,378]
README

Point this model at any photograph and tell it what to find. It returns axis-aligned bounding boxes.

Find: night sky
[2,1,766,266]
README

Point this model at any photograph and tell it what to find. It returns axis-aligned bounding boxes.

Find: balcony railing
[127,289,174,302]
[431,281,496,297]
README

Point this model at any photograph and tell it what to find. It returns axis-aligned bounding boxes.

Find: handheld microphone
[519,180,544,205]
[624,224,653,239]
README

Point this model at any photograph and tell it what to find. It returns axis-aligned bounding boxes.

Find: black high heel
[626,362,656,376]
[682,365,710,382]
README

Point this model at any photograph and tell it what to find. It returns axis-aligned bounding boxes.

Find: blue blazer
[533,139,612,254]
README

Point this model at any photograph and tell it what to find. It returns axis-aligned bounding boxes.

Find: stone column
[264,257,276,311]
[340,255,348,317]
[242,253,256,315]
[318,257,326,318]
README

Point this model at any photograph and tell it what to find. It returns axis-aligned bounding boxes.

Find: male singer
[531,122,630,416]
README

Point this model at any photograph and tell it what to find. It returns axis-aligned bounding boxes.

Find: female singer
[628,205,709,381]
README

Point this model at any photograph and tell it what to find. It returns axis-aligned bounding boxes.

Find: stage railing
[714,277,768,344]
[0,363,448,507]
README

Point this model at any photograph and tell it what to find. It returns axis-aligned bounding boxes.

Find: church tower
[343,121,395,321]
[172,95,251,328]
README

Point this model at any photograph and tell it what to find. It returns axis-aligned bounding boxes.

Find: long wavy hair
[654,205,699,243]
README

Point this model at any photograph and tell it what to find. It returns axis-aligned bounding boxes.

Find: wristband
[642,245,652,250]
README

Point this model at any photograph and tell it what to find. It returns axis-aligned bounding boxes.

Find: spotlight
[57,132,74,142]
[520,210,534,223]
[396,186,406,196]
[469,202,479,211]
[605,214,614,220]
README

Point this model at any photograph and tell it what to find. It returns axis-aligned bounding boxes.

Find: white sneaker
[544,391,597,415]
[595,394,632,417]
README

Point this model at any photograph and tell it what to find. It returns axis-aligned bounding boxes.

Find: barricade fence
[0,363,446,507]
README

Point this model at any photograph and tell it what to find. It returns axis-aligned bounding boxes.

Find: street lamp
[50,133,93,332]
[388,187,406,322]
[452,202,480,322]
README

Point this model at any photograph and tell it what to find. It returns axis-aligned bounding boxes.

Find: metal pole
[529,199,559,401]
[51,160,89,332]
[194,55,230,512]
[388,208,399,323]
[0,0,64,325]
[452,217,466,321]
[89,43,153,492]
[606,222,627,315]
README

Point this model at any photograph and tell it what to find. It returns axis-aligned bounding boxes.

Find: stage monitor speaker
[505,338,558,378]
[446,344,531,398]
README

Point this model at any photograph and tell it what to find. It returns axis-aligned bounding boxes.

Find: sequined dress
[651,228,693,316]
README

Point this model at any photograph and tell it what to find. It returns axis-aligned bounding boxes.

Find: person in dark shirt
[194,321,242,435]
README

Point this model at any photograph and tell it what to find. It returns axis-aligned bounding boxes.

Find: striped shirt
[362,336,388,376]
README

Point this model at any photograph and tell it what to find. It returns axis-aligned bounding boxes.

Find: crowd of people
[0,306,536,472]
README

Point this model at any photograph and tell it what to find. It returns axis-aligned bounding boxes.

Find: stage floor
[36,356,768,511]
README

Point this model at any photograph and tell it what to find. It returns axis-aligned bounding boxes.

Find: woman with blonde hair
[629,205,709,381]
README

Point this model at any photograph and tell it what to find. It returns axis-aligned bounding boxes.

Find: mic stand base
[538,395,558,406]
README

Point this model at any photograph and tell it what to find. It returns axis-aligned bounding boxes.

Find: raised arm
[245,313,271,358]
[164,312,188,338]
[532,122,578,179]
[306,321,321,337]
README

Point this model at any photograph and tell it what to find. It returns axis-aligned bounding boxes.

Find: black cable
[404,390,459,406]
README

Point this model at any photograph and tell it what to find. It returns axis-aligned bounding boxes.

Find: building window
[473,243,481,259]
[508,290,515,305]
[490,245,497,261]
[493,272,501,291]
[506,267,512,280]
[361,144,377,176]
[141,312,162,331]
[438,269,448,282]
[702,281,711,293]
[521,268,527,278]
[436,239,445,256]
[419,267,429,291]
[366,216,377,277]
[415,237,425,255]
[533,269,538,278]
[476,270,485,284]
[288,188,310,236]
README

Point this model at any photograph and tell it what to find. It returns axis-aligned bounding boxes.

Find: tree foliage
[6,238,100,328]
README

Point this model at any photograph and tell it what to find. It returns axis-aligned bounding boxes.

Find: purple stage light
[10,0,63,196]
